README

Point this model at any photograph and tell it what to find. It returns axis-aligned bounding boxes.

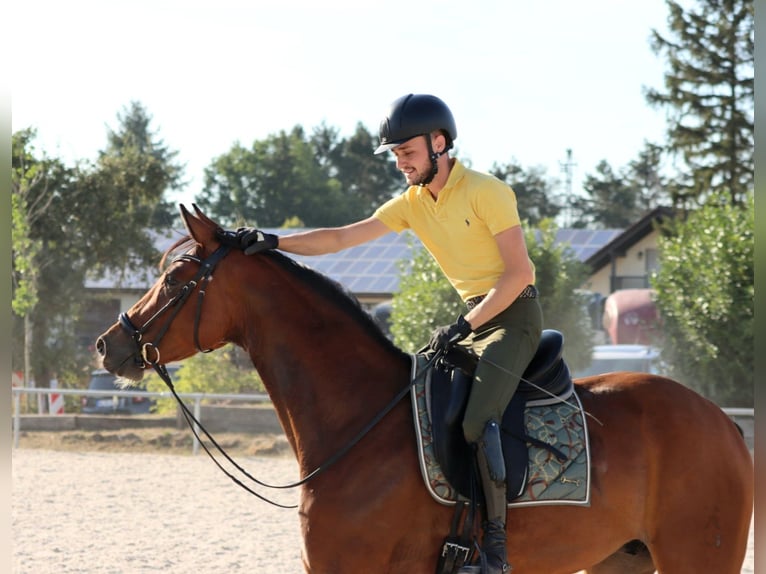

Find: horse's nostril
[96,337,106,356]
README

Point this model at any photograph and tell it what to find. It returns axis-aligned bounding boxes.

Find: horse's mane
[263,250,406,357]
[162,235,407,359]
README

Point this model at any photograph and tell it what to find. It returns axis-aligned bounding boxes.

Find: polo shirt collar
[415,158,466,200]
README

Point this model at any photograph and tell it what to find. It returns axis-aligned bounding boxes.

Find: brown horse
[96,205,753,574]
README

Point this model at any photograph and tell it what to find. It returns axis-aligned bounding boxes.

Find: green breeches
[460,297,543,443]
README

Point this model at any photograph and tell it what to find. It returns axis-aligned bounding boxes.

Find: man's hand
[429,315,473,353]
[236,228,279,255]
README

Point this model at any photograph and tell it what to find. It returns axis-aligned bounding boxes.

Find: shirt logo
[465,218,470,227]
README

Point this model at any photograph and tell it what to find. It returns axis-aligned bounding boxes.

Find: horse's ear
[191,204,224,229]
[179,204,218,246]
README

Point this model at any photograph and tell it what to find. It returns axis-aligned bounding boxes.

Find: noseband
[119,243,231,369]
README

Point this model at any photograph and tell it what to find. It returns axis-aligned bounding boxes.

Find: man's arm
[276,217,391,255]
[464,225,535,329]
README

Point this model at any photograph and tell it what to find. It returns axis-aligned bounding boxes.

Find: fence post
[13,391,21,448]
[192,396,202,455]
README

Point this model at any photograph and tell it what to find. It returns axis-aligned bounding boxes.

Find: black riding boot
[475,420,511,574]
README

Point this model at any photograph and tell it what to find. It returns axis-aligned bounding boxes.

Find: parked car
[572,344,661,379]
[81,365,179,414]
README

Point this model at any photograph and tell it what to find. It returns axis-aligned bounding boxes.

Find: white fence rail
[12,387,271,454]
[12,387,754,454]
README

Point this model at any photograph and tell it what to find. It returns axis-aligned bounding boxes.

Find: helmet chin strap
[419,135,446,186]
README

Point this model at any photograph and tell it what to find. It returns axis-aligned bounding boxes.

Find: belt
[465,284,538,310]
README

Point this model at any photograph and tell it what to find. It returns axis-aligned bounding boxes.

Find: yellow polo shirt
[374,160,533,301]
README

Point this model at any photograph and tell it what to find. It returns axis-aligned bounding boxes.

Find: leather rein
[118,236,432,508]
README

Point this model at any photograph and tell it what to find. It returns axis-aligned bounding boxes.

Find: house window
[644,248,659,273]
[614,276,650,290]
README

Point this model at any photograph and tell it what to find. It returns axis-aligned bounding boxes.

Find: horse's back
[576,371,749,457]
[575,372,752,573]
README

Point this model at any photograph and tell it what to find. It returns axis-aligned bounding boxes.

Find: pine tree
[645,0,754,207]
[571,160,642,229]
[490,160,562,226]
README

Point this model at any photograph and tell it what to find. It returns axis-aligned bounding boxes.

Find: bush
[145,344,264,414]
[651,192,753,406]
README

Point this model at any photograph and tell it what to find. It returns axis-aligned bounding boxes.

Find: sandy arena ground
[12,442,755,573]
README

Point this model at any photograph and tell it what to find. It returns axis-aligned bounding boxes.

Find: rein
[148,356,435,508]
[118,237,438,508]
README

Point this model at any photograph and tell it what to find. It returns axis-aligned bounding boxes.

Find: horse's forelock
[159,236,198,269]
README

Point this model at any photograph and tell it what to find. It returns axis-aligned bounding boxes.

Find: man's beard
[404,165,430,186]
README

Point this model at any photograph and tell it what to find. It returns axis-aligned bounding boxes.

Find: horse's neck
[243,300,410,469]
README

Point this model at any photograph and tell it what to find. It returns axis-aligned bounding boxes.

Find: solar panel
[274,229,419,296]
[554,228,621,261]
[85,226,624,297]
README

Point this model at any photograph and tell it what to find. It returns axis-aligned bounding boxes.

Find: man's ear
[432,131,447,154]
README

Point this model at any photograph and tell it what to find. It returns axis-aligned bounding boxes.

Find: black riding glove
[429,315,473,353]
[236,228,279,255]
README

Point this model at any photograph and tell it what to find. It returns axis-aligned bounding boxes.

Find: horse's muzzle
[95,328,147,381]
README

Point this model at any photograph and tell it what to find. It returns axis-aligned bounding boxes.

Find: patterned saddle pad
[409,355,592,508]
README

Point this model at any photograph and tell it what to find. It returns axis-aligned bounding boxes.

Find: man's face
[391,136,432,186]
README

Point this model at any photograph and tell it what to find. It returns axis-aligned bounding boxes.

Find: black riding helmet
[374,94,457,185]
[374,94,457,154]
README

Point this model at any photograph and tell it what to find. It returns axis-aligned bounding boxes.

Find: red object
[602,289,660,345]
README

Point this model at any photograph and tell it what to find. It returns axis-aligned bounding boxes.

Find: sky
[11,0,673,210]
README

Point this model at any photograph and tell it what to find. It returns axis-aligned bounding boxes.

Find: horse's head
[96,204,240,380]
[99,203,405,389]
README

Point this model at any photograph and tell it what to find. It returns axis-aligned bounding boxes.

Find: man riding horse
[238,93,542,573]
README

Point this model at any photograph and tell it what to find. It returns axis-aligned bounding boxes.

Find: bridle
[116,235,436,508]
[119,243,231,369]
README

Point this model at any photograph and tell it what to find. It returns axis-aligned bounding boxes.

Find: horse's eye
[163,273,180,289]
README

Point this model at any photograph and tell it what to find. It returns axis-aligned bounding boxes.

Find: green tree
[11,130,47,318]
[389,220,594,373]
[646,0,754,207]
[96,101,181,229]
[651,192,753,406]
[525,219,594,372]
[315,122,401,217]
[196,126,344,227]
[197,123,400,228]
[490,160,562,226]
[80,101,185,278]
[389,236,464,353]
[12,130,86,392]
[624,141,672,211]
[145,344,264,414]
[11,129,60,391]
[571,160,643,228]
[11,103,185,391]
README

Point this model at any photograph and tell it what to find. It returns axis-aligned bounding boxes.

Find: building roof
[584,207,675,271]
[86,226,627,297]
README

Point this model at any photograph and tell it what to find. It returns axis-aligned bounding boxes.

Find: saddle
[426,329,573,501]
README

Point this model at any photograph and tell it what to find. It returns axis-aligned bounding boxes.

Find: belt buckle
[442,541,471,561]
